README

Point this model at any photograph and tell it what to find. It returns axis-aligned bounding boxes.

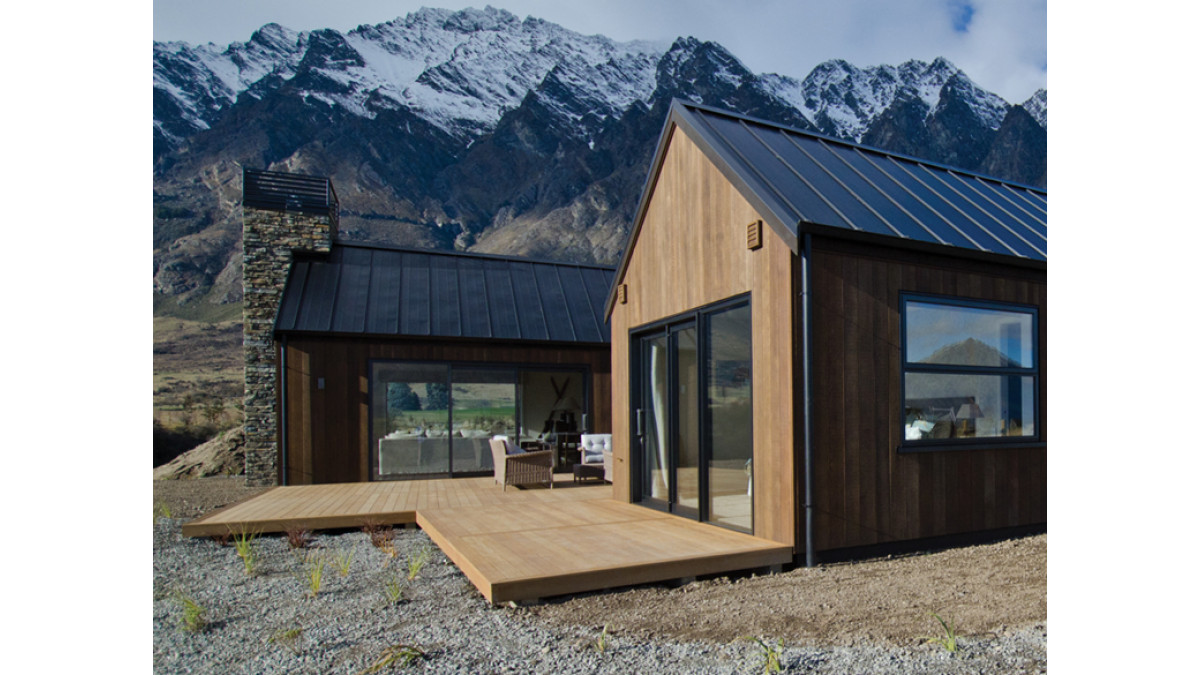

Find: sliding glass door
[635,324,700,517]
[632,296,752,531]
[370,362,587,480]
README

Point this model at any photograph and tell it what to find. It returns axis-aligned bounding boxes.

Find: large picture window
[901,295,1039,448]
[370,362,587,479]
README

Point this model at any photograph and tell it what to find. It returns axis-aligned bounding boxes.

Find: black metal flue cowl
[242,168,339,219]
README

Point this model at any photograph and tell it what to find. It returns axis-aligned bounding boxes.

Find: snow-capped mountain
[154,7,664,156]
[764,57,1009,143]
[152,6,1046,312]
[1022,89,1047,127]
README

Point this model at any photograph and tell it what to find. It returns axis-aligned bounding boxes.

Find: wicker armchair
[489,438,554,491]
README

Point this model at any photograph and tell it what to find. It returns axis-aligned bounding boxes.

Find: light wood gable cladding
[610,126,796,547]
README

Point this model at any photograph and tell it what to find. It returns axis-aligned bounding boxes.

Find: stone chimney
[240,169,338,486]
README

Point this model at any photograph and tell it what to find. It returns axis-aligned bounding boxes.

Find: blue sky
[152,0,1047,103]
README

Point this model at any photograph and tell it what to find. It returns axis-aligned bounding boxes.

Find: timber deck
[181,475,793,603]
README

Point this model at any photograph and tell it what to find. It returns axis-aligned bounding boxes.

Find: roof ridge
[674,100,1047,194]
[327,240,617,271]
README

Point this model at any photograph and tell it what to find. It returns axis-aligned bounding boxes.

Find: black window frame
[628,293,754,534]
[899,293,1042,453]
[367,359,592,480]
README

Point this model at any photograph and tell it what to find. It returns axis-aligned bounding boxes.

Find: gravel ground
[152,478,1046,673]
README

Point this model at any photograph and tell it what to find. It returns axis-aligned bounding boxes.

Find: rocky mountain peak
[152,11,1045,314]
[1022,89,1047,127]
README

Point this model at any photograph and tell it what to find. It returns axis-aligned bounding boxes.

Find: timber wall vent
[747,220,763,250]
[617,283,628,304]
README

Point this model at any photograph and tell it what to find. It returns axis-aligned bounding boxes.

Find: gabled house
[605,101,1046,561]
[241,169,614,486]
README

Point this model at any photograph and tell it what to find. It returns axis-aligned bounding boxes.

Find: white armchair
[579,433,613,483]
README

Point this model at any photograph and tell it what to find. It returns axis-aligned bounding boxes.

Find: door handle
[636,408,645,437]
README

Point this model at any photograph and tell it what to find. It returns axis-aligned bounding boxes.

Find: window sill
[897,440,1046,454]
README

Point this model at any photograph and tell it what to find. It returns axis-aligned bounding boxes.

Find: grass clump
[741,636,784,674]
[923,612,959,654]
[359,644,425,673]
[172,589,207,633]
[231,527,261,576]
[299,552,327,598]
[405,543,433,581]
[381,572,407,606]
[268,627,305,655]
[155,502,173,523]
[332,547,355,577]
[593,624,610,653]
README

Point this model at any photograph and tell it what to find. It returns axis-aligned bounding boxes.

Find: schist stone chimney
[240,169,338,486]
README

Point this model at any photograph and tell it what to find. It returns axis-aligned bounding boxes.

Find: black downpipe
[279,335,288,486]
[801,234,816,567]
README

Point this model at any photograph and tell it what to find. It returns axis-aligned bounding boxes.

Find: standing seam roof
[677,101,1046,261]
[276,244,615,344]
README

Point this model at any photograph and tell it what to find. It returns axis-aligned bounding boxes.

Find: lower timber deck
[181,475,792,603]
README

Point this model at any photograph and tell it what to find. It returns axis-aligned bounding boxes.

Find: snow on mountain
[1022,89,1047,127]
[153,23,307,140]
[763,57,1009,142]
[153,7,1046,312]
[154,6,665,148]
[154,6,1026,154]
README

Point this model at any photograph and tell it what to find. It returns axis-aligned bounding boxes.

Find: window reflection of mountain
[918,337,1020,367]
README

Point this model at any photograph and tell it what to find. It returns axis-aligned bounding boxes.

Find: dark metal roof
[606,100,1047,315]
[243,168,339,219]
[276,244,615,344]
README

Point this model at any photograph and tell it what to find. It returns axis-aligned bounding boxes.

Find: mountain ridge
[152,6,1046,312]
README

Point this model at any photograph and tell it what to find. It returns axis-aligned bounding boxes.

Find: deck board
[182,475,792,603]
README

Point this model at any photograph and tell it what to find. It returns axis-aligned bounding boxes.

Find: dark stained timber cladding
[509,262,551,341]
[400,253,431,336]
[808,237,1046,552]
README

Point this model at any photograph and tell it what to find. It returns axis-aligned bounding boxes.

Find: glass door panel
[632,297,753,533]
[674,326,701,516]
[451,368,516,474]
[641,334,670,503]
[371,362,451,478]
[706,304,753,532]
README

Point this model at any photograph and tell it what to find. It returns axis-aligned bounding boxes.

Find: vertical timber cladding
[806,236,1047,552]
[242,208,334,486]
[282,336,613,485]
[610,127,796,547]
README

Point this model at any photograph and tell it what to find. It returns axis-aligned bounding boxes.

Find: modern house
[605,101,1046,562]
[241,169,614,486]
